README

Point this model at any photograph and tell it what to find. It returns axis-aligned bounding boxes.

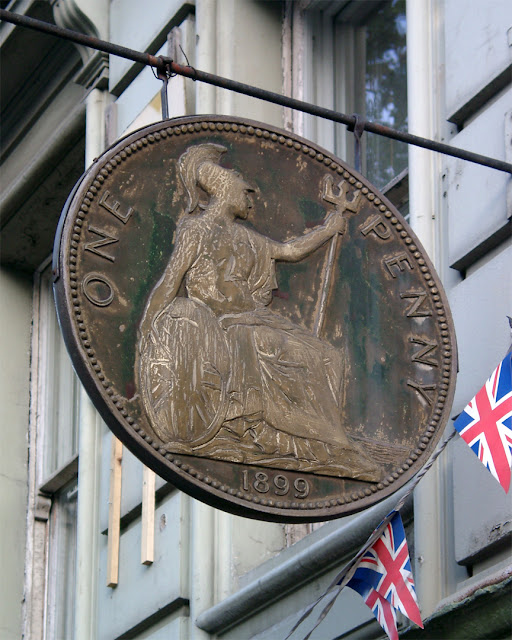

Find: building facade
[1,1,510,639]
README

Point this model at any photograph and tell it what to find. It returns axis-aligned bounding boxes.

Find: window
[360,0,407,186]
[31,260,80,639]
[40,268,79,481]
[45,478,78,638]
[298,0,408,190]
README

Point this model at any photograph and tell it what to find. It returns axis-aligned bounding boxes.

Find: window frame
[24,257,81,640]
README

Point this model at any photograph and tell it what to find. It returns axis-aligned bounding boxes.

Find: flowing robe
[138,215,379,480]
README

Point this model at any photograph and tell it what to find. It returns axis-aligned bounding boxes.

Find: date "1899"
[242,470,310,498]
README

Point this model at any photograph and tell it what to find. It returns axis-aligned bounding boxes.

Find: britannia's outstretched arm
[269,208,347,262]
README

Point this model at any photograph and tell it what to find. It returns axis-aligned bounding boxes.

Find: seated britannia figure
[137,143,379,481]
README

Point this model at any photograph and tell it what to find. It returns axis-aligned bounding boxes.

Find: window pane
[41,271,79,478]
[364,0,408,187]
[46,479,78,639]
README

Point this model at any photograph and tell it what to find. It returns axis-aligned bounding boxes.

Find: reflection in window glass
[364,0,407,188]
[46,479,78,639]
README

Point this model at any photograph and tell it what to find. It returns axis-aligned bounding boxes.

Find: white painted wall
[0,270,32,639]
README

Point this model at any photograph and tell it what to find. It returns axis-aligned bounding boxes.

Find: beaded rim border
[66,119,455,512]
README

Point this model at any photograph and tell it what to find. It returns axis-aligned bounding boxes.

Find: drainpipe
[407,0,445,618]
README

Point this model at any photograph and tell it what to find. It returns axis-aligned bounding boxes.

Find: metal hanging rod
[1,8,511,175]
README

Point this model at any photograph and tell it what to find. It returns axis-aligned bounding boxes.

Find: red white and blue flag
[347,511,423,640]
[454,353,512,492]
[347,578,399,640]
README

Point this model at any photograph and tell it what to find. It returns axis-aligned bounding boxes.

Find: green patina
[298,196,325,227]
[118,204,176,393]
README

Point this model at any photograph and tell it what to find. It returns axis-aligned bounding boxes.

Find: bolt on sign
[54,116,457,522]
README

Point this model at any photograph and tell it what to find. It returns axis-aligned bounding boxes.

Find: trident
[313,175,362,337]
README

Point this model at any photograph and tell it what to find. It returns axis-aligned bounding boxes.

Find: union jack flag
[454,353,512,492]
[348,578,398,640]
[347,510,423,639]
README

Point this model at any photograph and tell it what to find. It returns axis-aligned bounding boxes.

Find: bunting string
[286,429,457,640]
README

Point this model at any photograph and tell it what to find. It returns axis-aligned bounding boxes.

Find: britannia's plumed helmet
[178,143,227,213]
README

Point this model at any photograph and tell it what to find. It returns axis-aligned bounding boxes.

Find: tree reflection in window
[364,0,408,188]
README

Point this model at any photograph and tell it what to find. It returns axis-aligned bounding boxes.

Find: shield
[138,297,230,447]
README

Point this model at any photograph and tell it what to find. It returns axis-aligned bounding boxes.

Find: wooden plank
[106,436,123,587]
[141,465,155,565]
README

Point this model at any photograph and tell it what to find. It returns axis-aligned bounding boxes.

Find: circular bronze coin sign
[54,116,457,522]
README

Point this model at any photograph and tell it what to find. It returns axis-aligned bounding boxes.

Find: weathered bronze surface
[54,116,457,522]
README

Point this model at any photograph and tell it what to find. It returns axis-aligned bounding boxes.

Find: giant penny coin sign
[54,116,457,522]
